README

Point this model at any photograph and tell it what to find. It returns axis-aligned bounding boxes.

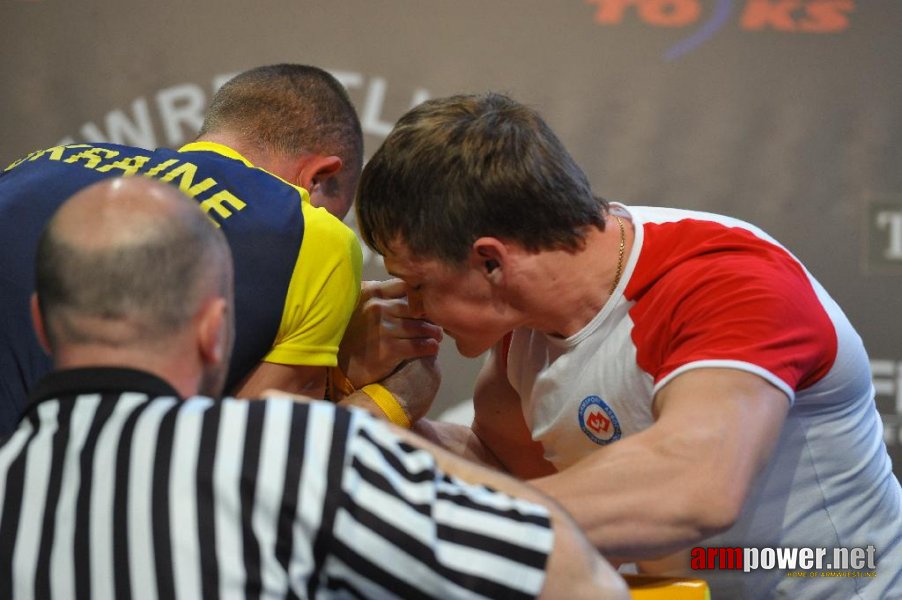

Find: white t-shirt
[507,205,901,598]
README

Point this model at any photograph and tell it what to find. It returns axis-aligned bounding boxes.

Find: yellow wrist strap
[360,384,411,428]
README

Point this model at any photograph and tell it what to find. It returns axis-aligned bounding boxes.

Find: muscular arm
[403,343,556,476]
[235,280,443,402]
[531,367,789,561]
[233,362,327,399]
[470,344,556,478]
[234,201,360,402]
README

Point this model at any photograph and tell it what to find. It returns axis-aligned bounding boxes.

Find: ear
[30,293,52,355]
[294,154,343,195]
[197,297,229,366]
[471,237,507,284]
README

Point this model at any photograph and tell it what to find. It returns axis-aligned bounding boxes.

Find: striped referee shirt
[0,367,553,599]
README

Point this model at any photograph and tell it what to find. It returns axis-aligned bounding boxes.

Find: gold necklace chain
[609,215,625,297]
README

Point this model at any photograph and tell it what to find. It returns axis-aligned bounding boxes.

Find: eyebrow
[383,262,412,280]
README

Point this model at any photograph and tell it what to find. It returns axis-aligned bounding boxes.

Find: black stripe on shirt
[321,569,378,600]
[329,538,433,600]
[151,402,180,600]
[196,401,222,600]
[113,396,153,600]
[355,427,436,483]
[274,402,308,576]
[337,492,540,599]
[333,535,534,600]
[436,483,552,527]
[74,395,117,600]
[435,522,549,570]
[354,427,550,523]
[307,406,351,599]
[35,398,75,599]
[241,401,266,600]
[348,455,433,518]
[349,453,548,528]
[0,423,41,599]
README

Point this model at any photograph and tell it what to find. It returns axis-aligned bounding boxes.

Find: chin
[453,336,493,359]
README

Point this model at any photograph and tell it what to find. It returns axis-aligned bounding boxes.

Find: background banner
[3,0,900,479]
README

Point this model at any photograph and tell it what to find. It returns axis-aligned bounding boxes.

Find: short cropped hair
[200,64,363,175]
[35,192,231,348]
[356,93,607,265]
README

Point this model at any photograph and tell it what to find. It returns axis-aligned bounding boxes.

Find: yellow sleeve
[262,202,363,366]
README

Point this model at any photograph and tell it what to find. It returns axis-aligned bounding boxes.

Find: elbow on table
[682,480,747,538]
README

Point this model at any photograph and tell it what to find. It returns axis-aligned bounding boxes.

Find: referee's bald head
[34,177,233,363]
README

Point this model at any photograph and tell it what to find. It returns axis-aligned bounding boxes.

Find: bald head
[35,177,233,352]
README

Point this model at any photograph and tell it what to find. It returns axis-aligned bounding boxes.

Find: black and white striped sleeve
[317,408,554,600]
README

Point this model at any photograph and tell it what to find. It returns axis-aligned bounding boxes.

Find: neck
[51,343,204,399]
[521,215,632,338]
[195,132,293,179]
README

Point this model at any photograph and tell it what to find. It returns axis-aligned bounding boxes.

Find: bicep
[527,367,791,557]
[651,367,790,513]
[472,345,556,479]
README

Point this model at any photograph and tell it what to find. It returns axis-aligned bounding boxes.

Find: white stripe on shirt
[170,396,212,600]
[90,392,147,600]
[13,400,59,600]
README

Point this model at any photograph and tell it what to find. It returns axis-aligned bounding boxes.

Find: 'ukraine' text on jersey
[0,143,361,435]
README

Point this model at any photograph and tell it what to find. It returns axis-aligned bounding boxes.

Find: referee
[0,177,627,599]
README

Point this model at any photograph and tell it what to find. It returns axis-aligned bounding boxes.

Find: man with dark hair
[0,64,439,436]
[0,176,628,599]
[355,92,902,598]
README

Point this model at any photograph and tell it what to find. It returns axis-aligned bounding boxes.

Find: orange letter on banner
[800,0,854,33]
[586,0,636,24]
[741,0,800,31]
[639,0,700,26]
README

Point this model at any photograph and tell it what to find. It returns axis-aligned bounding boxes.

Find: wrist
[360,383,411,428]
[326,366,355,402]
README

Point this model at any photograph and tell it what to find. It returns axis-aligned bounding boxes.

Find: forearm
[233,362,327,399]
[335,355,440,427]
[411,418,506,470]
[531,428,738,562]
[337,389,388,419]
[532,369,789,562]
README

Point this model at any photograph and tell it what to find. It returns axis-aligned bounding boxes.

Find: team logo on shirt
[578,395,622,445]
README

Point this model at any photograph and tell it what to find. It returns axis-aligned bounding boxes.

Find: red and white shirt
[506,205,901,598]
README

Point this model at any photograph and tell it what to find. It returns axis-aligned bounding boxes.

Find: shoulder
[624,211,838,390]
[301,202,359,246]
[628,208,809,301]
[296,203,363,280]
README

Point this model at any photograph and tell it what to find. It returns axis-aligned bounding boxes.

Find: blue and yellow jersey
[0,142,362,433]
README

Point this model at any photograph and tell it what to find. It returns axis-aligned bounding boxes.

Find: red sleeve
[627,221,837,393]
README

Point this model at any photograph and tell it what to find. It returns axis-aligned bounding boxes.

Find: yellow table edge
[624,574,711,599]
